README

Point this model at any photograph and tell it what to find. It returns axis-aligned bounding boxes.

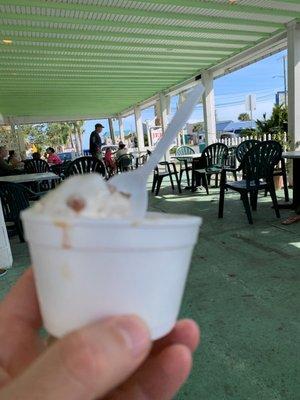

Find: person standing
[89,123,104,159]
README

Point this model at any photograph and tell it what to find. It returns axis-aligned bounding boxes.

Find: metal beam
[0,114,113,125]
[3,36,235,54]
[0,50,216,65]
[131,0,300,17]
[0,55,212,68]
[0,1,283,28]
[0,23,250,48]
[1,45,223,61]
[0,13,269,38]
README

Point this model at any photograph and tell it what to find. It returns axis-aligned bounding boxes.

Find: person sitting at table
[7,150,16,165]
[0,146,22,176]
[45,147,62,165]
[32,152,41,160]
[104,148,116,175]
[115,142,128,160]
[8,150,24,169]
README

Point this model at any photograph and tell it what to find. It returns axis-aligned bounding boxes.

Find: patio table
[172,153,202,190]
[172,153,202,161]
[0,172,59,185]
[280,151,300,210]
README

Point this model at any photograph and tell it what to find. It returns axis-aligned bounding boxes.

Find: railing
[212,133,288,151]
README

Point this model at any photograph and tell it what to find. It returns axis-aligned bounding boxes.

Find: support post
[159,93,171,160]
[108,118,116,144]
[134,106,145,151]
[145,120,152,148]
[118,116,125,143]
[287,21,300,150]
[202,71,217,145]
[159,93,169,134]
[10,123,26,159]
[178,92,186,146]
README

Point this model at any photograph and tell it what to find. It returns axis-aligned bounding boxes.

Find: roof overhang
[0,1,298,124]
[119,29,288,116]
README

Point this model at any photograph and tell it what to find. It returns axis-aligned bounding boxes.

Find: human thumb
[1,315,151,400]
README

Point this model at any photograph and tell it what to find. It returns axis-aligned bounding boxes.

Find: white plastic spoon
[109,82,205,219]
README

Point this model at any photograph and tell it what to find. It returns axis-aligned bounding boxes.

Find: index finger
[0,268,42,329]
[0,268,44,376]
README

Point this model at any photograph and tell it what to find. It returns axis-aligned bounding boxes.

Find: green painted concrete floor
[0,181,299,399]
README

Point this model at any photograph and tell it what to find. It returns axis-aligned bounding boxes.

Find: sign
[150,126,163,146]
[149,126,178,147]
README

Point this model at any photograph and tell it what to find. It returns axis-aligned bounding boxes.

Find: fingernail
[115,316,150,358]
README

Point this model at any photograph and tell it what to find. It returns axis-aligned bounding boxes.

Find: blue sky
[83,50,287,149]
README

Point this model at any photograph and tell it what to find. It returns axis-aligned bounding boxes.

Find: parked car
[217,132,238,140]
[83,145,119,156]
[57,152,75,161]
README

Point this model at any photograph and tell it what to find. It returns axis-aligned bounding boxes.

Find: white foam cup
[21,211,201,340]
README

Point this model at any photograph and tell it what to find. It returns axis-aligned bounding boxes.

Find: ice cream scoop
[32,173,131,219]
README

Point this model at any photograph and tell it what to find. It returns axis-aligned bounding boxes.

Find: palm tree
[60,121,83,153]
[73,120,84,153]
[250,104,289,148]
[63,123,75,150]
[238,113,250,121]
[46,123,71,150]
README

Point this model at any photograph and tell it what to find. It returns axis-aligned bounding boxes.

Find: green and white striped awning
[0,0,299,122]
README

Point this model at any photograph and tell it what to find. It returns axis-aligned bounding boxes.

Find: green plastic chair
[175,146,195,186]
[236,140,260,163]
[65,156,106,177]
[218,141,282,224]
[236,140,289,202]
[117,154,134,172]
[0,182,38,242]
[201,143,228,187]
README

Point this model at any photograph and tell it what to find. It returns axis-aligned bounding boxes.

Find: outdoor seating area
[1,138,297,243]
